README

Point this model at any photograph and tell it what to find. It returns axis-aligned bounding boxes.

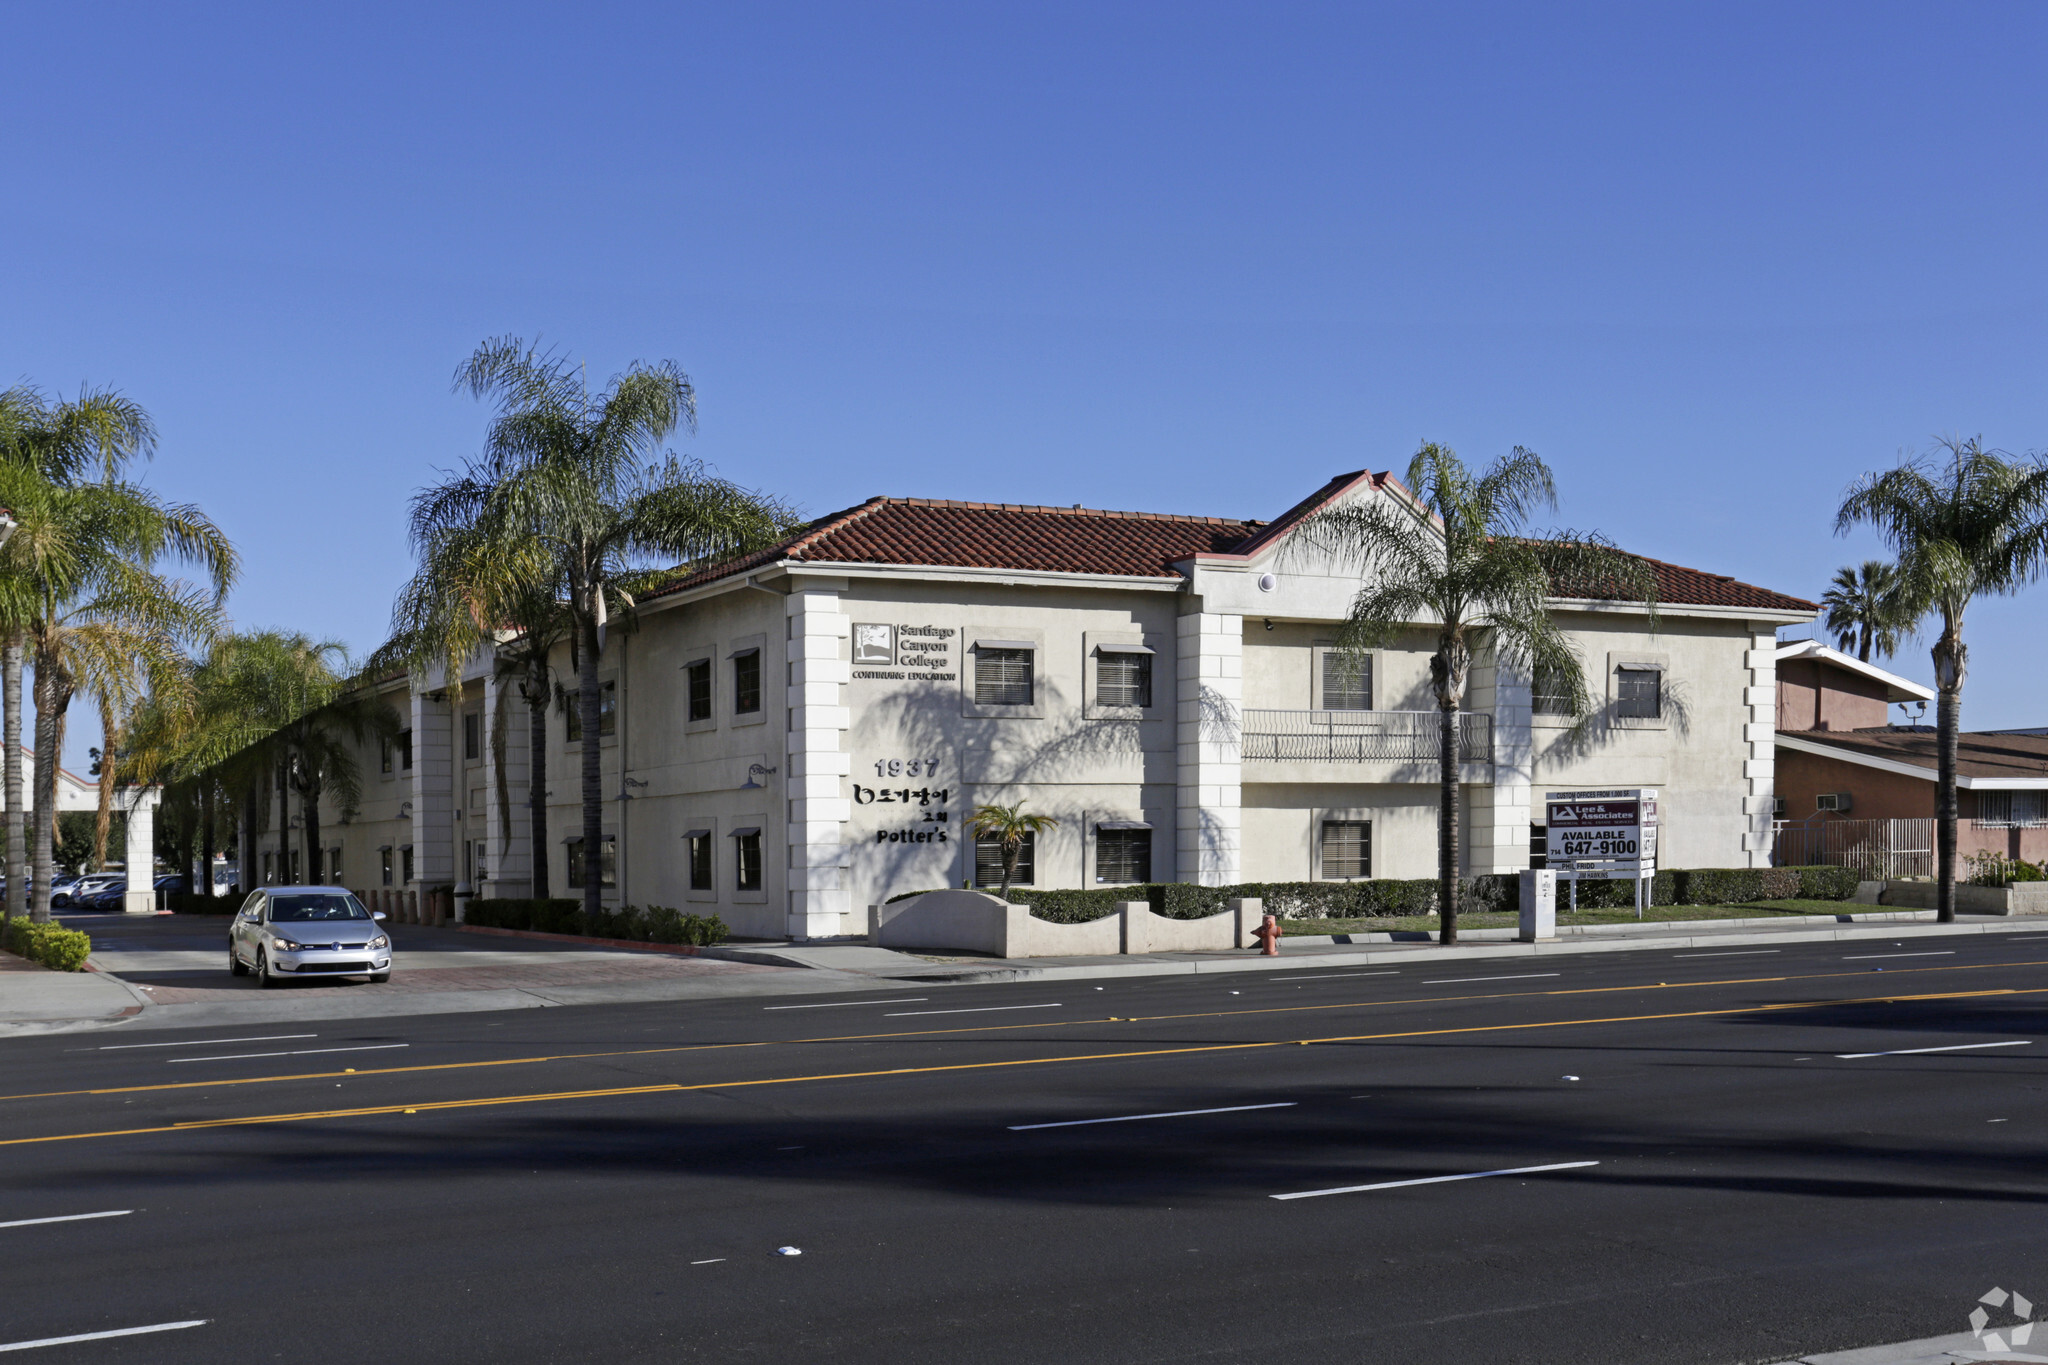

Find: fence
[1240,709,1494,764]
[1771,816,1933,880]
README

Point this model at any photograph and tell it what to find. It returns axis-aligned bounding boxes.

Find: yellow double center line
[2,985,2032,1148]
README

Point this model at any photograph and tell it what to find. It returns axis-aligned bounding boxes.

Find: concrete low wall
[1879,882,2048,915]
[873,892,1269,958]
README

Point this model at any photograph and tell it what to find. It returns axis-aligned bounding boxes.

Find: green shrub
[462,897,726,946]
[998,875,1518,923]
[1788,865,1860,900]
[3,917,92,971]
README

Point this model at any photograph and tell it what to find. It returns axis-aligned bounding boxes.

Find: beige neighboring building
[253,469,1816,940]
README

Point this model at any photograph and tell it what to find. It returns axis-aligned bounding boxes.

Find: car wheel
[229,943,248,977]
[256,949,278,989]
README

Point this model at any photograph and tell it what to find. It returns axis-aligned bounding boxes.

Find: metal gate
[1771,817,1933,880]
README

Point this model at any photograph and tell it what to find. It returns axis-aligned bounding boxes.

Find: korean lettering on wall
[854,757,949,844]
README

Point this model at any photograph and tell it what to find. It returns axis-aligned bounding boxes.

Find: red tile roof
[650,479,1816,613]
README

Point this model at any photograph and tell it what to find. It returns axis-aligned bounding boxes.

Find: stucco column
[122,789,158,914]
[1465,659,1534,875]
[480,669,531,898]
[1742,630,1779,868]
[786,587,852,939]
[410,688,456,890]
[1175,611,1242,887]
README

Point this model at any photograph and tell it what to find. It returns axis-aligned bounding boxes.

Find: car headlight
[366,935,389,950]
[271,936,304,950]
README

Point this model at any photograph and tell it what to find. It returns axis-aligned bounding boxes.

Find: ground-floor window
[380,847,394,886]
[1095,827,1151,884]
[1320,820,1371,879]
[565,836,617,889]
[329,847,342,885]
[400,845,415,885]
[288,849,301,884]
[975,832,1035,887]
[734,829,763,891]
[262,852,274,884]
[687,831,714,890]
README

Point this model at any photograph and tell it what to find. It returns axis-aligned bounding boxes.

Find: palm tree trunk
[200,781,216,899]
[3,638,21,925]
[578,606,603,922]
[94,697,117,870]
[1438,698,1460,945]
[1934,682,1961,925]
[527,674,550,898]
[30,667,61,924]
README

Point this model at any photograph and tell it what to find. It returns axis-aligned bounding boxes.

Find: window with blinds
[1098,651,1151,708]
[1616,666,1662,719]
[976,648,1034,705]
[1320,820,1371,879]
[975,831,1035,887]
[1532,665,1574,715]
[735,830,763,891]
[567,681,617,740]
[686,659,712,722]
[1977,791,2048,828]
[1321,652,1372,710]
[1095,827,1152,884]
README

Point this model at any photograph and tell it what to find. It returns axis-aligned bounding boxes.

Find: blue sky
[6,2,2047,768]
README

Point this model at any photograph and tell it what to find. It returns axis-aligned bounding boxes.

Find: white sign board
[1545,789,1659,881]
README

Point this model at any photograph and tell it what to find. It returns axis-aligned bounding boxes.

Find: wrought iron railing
[1240,709,1494,764]
[1771,816,1933,880]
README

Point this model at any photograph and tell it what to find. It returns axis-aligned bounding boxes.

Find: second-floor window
[463,712,480,762]
[1097,649,1152,708]
[976,647,1033,706]
[1532,664,1574,715]
[566,681,617,741]
[733,650,762,714]
[1616,666,1662,719]
[1322,652,1372,710]
[686,659,712,722]
[398,729,413,771]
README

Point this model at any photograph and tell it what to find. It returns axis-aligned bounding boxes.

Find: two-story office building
[254,469,1815,940]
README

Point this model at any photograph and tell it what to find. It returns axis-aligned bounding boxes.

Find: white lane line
[167,1044,409,1064]
[1842,951,1955,960]
[1010,1102,1297,1131]
[1273,1160,1600,1201]
[1837,1040,2032,1059]
[690,1259,726,1265]
[1279,972,1400,982]
[1421,973,1561,985]
[763,998,927,1010]
[883,1004,1063,1018]
[0,1211,132,1230]
[1673,950,1780,958]
[0,1321,208,1352]
[94,1034,317,1051]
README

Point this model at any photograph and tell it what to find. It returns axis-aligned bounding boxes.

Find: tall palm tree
[382,516,571,899]
[1819,560,1916,662]
[1838,437,2048,921]
[966,802,1060,896]
[441,337,796,918]
[0,466,234,920]
[1296,444,1657,945]
[0,384,157,919]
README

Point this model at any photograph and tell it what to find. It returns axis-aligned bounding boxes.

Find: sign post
[1545,789,1659,919]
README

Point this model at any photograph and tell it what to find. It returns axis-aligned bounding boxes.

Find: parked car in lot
[76,879,128,911]
[228,886,391,987]
[55,873,122,910]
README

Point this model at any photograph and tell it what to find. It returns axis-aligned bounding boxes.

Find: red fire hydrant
[1253,913,1281,957]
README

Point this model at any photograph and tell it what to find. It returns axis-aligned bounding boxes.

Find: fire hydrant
[1253,913,1281,957]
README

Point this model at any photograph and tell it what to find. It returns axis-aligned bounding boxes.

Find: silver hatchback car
[228,886,392,987]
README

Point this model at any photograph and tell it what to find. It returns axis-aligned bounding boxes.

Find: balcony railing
[1240,709,1494,764]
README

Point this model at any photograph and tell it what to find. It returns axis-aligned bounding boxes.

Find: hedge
[971,864,1860,922]
[463,897,729,946]
[4,918,92,971]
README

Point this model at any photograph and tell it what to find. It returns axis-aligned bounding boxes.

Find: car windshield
[268,894,371,922]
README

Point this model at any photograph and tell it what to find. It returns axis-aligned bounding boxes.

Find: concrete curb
[866,916,2048,985]
[1775,1325,2046,1362]
[1277,908,1947,947]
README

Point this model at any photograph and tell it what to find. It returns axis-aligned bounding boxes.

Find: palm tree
[1296,444,1657,945]
[0,465,235,920]
[442,337,796,919]
[382,514,571,899]
[0,384,157,919]
[1837,437,2048,921]
[966,802,1060,896]
[1819,560,1915,662]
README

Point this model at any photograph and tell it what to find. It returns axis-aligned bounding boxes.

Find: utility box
[1518,869,1557,942]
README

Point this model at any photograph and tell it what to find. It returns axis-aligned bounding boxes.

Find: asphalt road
[3,931,2046,1363]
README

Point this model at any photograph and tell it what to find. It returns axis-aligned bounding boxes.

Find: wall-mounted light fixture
[1264,618,1274,631]
[620,777,649,801]
[741,763,779,790]
[399,801,413,818]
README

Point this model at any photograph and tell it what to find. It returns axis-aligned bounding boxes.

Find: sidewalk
[0,948,144,1034]
[1778,1326,2045,1363]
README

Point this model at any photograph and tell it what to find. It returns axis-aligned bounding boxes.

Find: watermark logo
[1969,1286,2036,1357]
